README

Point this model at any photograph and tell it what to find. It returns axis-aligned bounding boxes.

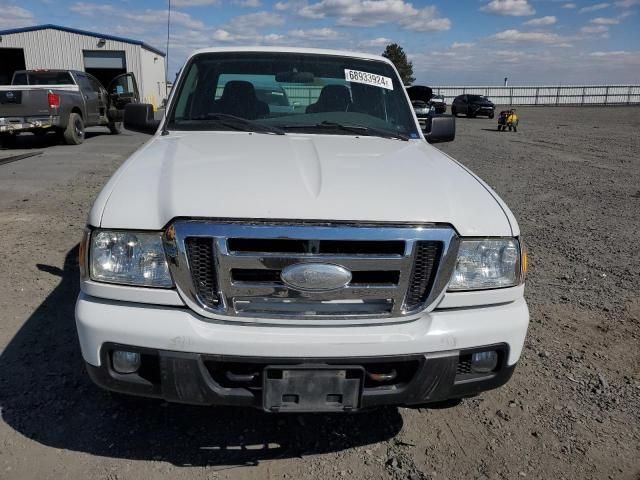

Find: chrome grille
[166,221,459,323]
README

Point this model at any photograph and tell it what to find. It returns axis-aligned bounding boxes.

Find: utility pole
[165,0,171,99]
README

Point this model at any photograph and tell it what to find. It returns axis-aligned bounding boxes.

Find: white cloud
[359,37,393,48]
[451,42,475,48]
[481,0,535,16]
[297,0,451,31]
[399,6,452,32]
[233,0,262,7]
[579,3,610,13]
[288,28,340,39]
[524,15,557,25]
[70,3,204,29]
[492,29,568,44]
[126,10,205,30]
[590,16,620,24]
[228,11,285,29]
[274,0,306,10]
[615,0,640,6]
[263,33,285,42]
[172,0,220,6]
[213,29,236,42]
[69,2,117,16]
[212,28,284,44]
[562,2,577,7]
[0,6,34,28]
[589,50,630,56]
[580,24,609,33]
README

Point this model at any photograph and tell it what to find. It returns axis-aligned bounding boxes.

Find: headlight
[90,230,173,287]
[448,239,522,291]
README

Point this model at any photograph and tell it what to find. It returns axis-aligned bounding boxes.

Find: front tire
[63,113,85,145]
[108,121,123,135]
[489,112,494,119]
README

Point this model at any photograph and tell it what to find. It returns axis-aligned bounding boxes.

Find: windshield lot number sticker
[345,69,394,90]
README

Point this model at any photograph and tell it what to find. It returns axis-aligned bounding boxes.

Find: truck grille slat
[184,237,219,307]
[172,222,458,323]
[404,241,443,311]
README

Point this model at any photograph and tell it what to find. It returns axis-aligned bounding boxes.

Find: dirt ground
[0,107,638,480]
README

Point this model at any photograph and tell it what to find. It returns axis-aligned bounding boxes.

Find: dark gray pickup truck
[0,70,139,147]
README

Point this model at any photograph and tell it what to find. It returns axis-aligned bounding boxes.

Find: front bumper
[76,293,528,409]
[87,344,516,410]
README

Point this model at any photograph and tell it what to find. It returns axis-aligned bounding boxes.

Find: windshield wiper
[281,121,409,141]
[182,113,285,135]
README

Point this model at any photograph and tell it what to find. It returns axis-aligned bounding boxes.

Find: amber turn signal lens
[521,242,528,281]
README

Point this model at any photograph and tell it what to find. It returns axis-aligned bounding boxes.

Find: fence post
[510,87,513,106]
[604,86,609,105]
[581,86,585,106]
[628,85,633,105]
[555,87,560,106]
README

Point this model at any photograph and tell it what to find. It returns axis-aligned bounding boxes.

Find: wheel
[451,107,457,117]
[489,112,494,119]
[497,125,502,131]
[63,113,85,145]
[108,121,123,135]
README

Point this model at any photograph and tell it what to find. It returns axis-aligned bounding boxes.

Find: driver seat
[213,81,269,120]
[306,85,352,114]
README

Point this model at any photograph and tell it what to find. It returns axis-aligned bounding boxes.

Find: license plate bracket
[263,365,364,412]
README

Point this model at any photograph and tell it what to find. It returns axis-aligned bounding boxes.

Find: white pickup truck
[76,47,529,412]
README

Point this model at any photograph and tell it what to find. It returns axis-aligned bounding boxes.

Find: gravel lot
[0,107,638,480]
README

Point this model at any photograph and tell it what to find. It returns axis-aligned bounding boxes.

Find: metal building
[0,24,167,108]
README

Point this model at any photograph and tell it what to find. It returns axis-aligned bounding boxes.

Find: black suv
[451,94,495,119]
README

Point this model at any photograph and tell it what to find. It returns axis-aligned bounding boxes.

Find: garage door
[83,51,126,70]
[83,50,127,90]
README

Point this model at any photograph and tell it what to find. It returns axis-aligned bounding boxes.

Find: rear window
[12,72,74,85]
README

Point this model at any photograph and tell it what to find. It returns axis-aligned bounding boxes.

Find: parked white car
[76,47,529,412]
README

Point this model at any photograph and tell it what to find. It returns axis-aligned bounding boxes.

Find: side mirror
[425,115,455,143]
[124,103,160,135]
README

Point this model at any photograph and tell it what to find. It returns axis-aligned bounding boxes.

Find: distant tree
[382,43,415,85]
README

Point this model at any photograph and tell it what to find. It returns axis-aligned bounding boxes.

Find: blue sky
[3,0,639,84]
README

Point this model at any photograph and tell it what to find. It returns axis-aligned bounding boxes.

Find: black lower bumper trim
[87,343,516,411]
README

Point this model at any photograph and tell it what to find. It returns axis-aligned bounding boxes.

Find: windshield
[469,95,488,102]
[12,71,74,85]
[167,52,420,139]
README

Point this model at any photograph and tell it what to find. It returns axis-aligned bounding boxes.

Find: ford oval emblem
[281,263,352,292]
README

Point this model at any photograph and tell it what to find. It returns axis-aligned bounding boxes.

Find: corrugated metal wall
[431,85,640,106]
[0,28,165,102]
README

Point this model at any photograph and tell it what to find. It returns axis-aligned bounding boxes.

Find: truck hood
[93,131,514,236]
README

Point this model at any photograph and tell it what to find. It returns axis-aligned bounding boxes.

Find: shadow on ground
[0,246,403,467]
[0,130,116,150]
